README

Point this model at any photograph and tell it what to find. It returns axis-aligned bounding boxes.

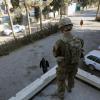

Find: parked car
[84,50,100,71]
[2,24,25,36]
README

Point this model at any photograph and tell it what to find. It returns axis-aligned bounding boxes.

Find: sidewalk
[9,65,100,100]
[0,7,99,44]
[0,26,100,99]
[0,33,58,100]
[0,8,100,100]
[34,79,100,100]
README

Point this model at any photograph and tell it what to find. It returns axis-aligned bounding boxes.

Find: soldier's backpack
[62,37,84,64]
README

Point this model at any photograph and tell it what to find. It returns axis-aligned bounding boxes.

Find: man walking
[53,18,84,100]
[40,57,49,74]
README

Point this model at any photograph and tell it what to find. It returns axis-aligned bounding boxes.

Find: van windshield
[87,55,97,61]
[87,55,100,64]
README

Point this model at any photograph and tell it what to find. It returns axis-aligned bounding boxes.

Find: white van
[84,50,100,71]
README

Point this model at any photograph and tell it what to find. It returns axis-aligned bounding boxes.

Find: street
[0,8,100,100]
[33,79,100,100]
[71,27,100,77]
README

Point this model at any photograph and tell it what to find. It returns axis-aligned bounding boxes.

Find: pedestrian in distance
[53,18,84,100]
[40,57,49,74]
[80,19,83,27]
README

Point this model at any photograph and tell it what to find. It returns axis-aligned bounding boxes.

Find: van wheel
[88,65,95,71]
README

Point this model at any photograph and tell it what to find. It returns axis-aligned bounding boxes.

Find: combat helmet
[58,18,73,29]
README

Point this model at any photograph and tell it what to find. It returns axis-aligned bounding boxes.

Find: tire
[88,65,95,71]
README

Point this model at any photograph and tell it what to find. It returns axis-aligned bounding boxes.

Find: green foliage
[0,23,59,56]
[13,7,23,24]
[13,14,23,25]
[11,0,19,8]
[49,0,68,11]
[34,6,40,21]
[42,6,52,15]
[50,0,62,11]
[82,1,89,7]
[80,0,99,7]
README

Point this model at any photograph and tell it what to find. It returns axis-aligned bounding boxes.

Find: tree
[24,0,31,34]
[79,0,99,9]
[49,0,62,19]
[11,0,19,8]
[49,0,69,19]
[11,0,23,25]
[24,0,33,10]
[13,7,23,25]
[34,6,40,22]
[33,1,42,30]
[4,0,16,40]
[80,0,100,20]
[96,0,100,20]
[50,0,62,11]
[42,5,51,19]
[80,0,89,10]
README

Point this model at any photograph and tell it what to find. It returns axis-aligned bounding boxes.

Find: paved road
[33,79,100,100]
[0,27,100,100]
[0,8,99,43]
[0,8,100,100]
[0,34,57,100]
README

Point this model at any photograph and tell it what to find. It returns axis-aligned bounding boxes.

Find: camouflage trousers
[56,61,78,99]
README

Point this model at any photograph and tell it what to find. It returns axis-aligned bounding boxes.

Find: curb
[9,66,57,100]
[76,68,100,88]
[9,66,100,100]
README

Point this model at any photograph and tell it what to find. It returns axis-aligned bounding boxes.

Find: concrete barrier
[9,66,100,100]
[76,68,100,88]
[9,66,57,100]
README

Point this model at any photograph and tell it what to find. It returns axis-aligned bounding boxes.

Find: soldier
[40,57,49,74]
[53,18,84,100]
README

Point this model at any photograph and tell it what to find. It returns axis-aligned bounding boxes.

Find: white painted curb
[76,68,100,88]
[9,66,100,100]
[9,66,57,100]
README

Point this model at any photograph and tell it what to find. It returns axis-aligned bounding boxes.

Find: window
[95,58,100,64]
[87,55,97,61]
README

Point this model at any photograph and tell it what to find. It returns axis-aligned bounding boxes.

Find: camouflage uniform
[53,18,84,100]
